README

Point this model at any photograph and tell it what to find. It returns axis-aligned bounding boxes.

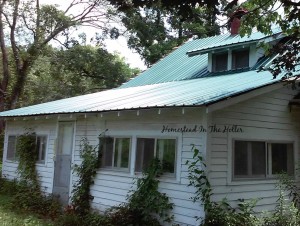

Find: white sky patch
[39,0,146,69]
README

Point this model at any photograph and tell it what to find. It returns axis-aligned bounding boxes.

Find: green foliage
[16,130,39,188]
[0,176,19,196]
[107,0,220,65]
[186,145,260,226]
[186,145,212,212]
[103,158,173,226]
[263,191,300,226]
[277,173,300,209]
[9,130,62,219]
[71,138,99,216]
[0,0,121,111]
[236,0,300,82]
[20,44,139,107]
[0,193,54,226]
[262,174,300,226]
[127,158,174,223]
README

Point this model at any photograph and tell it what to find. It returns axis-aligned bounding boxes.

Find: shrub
[71,138,99,216]
[104,158,173,226]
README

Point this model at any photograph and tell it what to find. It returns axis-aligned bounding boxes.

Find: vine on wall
[186,145,260,226]
[72,137,100,216]
[16,130,39,189]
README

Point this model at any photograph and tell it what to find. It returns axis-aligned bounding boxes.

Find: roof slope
[0,30,285,118]
[0,70,280,117]
[121,29,281,88]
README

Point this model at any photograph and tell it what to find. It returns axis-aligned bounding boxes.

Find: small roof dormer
[186,28,283,73]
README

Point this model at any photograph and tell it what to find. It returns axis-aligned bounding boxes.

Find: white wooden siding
[2,119,57,193]
[209,86,300,211]
[71,108,206,226]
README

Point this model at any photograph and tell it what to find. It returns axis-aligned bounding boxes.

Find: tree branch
[10,0,22,72]
[0,0,10,99]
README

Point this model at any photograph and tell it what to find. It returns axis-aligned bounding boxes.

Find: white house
[1,23,300,225]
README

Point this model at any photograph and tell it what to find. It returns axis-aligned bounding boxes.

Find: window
[135,138,176,174]
[232,49,249,69]
[7,136,17,161]
[213,52,228,72]
[233,140,294,179]
[6,135,47,163]
[36,136,47,163]
[99,137,131,170]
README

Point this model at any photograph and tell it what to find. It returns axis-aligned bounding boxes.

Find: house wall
[2,119,57,193]
[2,108,208,226]
[208,86,300,212]
[73,108,206,226]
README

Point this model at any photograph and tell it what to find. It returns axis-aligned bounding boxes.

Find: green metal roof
[0,30,286,118]
[0,70,281,117]
[187,28,282,56]
[121,29,282,89]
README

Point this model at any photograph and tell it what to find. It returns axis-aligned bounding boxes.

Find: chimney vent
[229,8,248,35]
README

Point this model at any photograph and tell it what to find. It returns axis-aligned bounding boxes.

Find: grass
[0,194,54,226]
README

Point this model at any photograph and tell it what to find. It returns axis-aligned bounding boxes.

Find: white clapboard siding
[2,119,56,194]
[209,86,300,212]
[72,109,206,226]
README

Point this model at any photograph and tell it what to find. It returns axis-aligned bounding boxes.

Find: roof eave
[187,32,284,57]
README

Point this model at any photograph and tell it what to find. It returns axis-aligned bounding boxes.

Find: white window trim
[99,136,132,172]
[97,130,181,183]
[227,134,297,185]
[35,134,49,165]
[134,136,178,178]
[5,133,48,166]
[209,46,251,72]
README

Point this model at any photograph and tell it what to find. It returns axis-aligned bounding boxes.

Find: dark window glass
[234,141,248,176]
[234,140,294,179]
[232,49,249,69]
[271,143,294,175]
[100,137,114,167]
[135,138,155,172]
[156,139,176,173]
[36,136,47,163]
[114,138,130,168]
[7,136,17,160]
[251,142,265,176]
[213,53,228,72]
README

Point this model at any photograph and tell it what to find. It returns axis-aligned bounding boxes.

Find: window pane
[234,141,248,176]
[7,136,17,160]
[58,124,73,155]
[271,143,293,175]
[251,142,265,176]
[37,136,47,162]
[99,137,114,167]
[114,138,130,168]
[232,49,249,69]
[135,138,155,172]
[156,139,176,173]
[214,53,228,72]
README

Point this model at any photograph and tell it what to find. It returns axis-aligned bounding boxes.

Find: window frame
[212,52,228,72]
[232,139,294,181]
[6,135,18,161]
[211,47,250,72]
[35,135,48,164]
[99,136,132,172]
[5,134,48,164]
[231,48,250,70]
[135,137,177,177]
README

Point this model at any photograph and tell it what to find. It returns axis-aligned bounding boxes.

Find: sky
[39,0,147,70]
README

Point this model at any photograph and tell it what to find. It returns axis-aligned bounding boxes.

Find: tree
[0,0,115,111]
[19,44,139,107]
[225,0,300,82]
[107,0,221,66]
